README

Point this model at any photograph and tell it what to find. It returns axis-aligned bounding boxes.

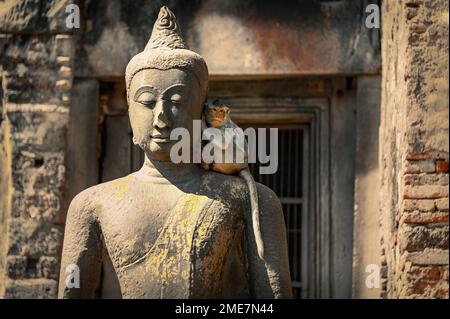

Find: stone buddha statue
[58,6,292,299]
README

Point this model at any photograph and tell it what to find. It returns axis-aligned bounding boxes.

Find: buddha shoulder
[200,171,247,199]
[199,171,276,215]
[68,174,137,213]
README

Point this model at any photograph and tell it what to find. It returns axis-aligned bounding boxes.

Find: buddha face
[128,68,203,162]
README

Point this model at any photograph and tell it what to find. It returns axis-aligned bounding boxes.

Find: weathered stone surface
[7,218,64,257]
[0,0,77,34]
[352,75,381,299]
[6,255,27,279]
[1,35,75,105]
[4,278,58,299]
[0,115,9,295]
[74,0,380,77]
[38,256,60,280]
[0,104,69,298]
[6,255,59,280]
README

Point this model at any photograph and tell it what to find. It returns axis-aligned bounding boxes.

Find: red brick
[402,212,448,225]
[432,287,449,298]
[405,151,448,160]
[436,161,449,173]
[404,174,449,186]
[408,266,449,296]
[435,198,449,212]
[405,0,423,7]
[409,266,447,282]
[412,24,427,34]
[405,248,449,265]
[405,160,436,174]
[399,225,449,252]
[403,185,448,199]
[402,199,435,212]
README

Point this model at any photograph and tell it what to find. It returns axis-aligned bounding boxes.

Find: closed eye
[136,92,156,107]
[140,100,156,107]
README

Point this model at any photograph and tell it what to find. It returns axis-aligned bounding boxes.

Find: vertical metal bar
[269,129,275,195]
[279,130,286,197]
[287,130,292,198]
[293,198,298,292]
[291,129,298,298]
[294,130,299,197]
[289,129,298,297]
[302,127,309,299]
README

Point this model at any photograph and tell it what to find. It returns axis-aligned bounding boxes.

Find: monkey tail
[239,169,264,260]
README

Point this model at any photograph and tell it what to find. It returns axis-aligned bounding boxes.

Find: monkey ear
[203,103,209,114]
[225,106,230,114]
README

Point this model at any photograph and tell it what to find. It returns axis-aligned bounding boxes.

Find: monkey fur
[201,100,265,260]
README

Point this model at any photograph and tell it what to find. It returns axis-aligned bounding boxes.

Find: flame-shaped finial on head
[146,6,187,50]
[125,6,208,98]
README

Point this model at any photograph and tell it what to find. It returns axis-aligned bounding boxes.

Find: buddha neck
[137,154,202,185]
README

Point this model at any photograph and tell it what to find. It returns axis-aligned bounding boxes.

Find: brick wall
[0,0,75,298]
[380,0,449,298]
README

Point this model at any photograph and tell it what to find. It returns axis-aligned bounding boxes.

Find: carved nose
[154,101,171,128]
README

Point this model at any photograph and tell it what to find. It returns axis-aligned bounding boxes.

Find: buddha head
[125,6,208,162]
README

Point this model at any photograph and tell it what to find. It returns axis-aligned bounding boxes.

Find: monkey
[201,99,265,260]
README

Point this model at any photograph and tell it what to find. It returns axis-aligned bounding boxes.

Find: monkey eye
[136,92,156,107]
[170,93,183,104]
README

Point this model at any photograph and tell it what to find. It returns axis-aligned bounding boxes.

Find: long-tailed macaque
[202,100,264,260]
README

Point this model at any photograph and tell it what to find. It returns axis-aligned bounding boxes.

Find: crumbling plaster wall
[74,0,379,77]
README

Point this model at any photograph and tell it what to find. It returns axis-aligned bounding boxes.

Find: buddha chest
[97,178,247,298]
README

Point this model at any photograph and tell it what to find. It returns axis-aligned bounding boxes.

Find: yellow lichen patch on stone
[142,193,210,295]
[112,175,135,197]
[183,194,203,213]
[197,221,210,241]
[161,255,178,281]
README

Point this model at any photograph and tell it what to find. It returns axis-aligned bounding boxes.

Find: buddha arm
[58,192,104,298]
[245,184,293,299]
